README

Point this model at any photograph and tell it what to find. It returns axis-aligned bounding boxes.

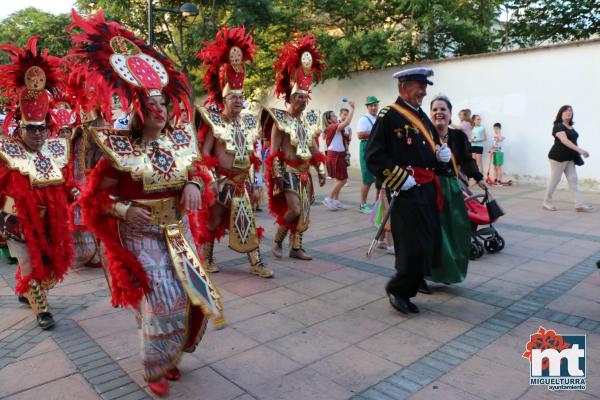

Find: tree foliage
[502,0,599,47]
[1,1,596,101]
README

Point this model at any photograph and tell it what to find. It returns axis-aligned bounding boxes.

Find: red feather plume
[197,26,255,110]
[273,34,325,103]
[67,9,192,124]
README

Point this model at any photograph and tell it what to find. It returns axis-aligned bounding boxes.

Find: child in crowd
[491,122,511,185]
[470,114,487,173]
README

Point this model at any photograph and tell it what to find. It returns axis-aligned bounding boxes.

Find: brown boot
[202,240,220,273]
[271,226,288,259]
[24,279,55,330]
[248,250,274,278]
[289,232,312,261]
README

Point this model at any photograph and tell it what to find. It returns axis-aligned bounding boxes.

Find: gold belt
[285,164,310,173]
[130,197,181,227]
[2,196,47,218]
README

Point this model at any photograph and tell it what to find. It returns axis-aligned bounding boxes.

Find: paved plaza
[0,175,599,400]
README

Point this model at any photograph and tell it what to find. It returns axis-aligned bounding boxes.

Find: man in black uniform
[365,67,451,314]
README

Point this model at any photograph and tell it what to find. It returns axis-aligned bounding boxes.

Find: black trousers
[386,182,440,299]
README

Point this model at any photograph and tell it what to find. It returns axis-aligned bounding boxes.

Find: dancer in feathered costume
[196,26,272,278]
[0,36,73,329]
[264,34,326,260]
[68,10,222,396]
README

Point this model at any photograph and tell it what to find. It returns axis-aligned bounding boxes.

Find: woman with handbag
[543,105,592,212]
[323,102,355,210]
[421,95,486,293]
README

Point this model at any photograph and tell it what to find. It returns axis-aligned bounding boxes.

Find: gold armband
[186,178,205,193]
[110,201,131,220]
[272,157,284,178]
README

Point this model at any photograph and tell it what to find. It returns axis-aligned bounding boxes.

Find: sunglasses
[24,125,49,134]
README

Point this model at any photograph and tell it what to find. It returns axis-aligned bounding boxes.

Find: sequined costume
[68,10,221,386]
[196,27,271,277]
[0,36,74,329]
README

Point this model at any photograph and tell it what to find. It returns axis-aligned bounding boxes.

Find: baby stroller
[461,181,505,260]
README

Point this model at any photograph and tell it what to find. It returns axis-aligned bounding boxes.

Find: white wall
[262,40,600,188]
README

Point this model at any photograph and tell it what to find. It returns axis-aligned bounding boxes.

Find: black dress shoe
[36,312,55,330]
[7,257,18,264]
[387,293,410,314]
[418,280,432,295]
[407,300,420,314]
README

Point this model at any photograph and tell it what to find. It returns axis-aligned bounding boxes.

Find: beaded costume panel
[0,137,69,186]
[267,107,320,161]
[199,107,260,170]
[92,124,199,193]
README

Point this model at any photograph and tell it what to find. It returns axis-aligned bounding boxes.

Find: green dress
[427,175,471,283]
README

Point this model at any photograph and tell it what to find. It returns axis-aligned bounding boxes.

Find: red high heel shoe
[164,367,181,381]
[148,379,169,397]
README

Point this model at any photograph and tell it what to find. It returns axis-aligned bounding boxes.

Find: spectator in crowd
[356,96,380,214]
[491,122,511,185]
[470,114,487,173]
[323,101,355,209]
[457,109,472,138]
[543,105,592,212]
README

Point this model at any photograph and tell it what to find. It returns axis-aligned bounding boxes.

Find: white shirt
[328,129,346,152]
[357,114,376,136]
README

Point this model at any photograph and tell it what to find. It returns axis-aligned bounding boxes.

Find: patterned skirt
[326,150,348,180]
[118,216,207,381]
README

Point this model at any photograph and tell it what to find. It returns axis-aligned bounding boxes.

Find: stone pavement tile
[232,311,304,343]
[476,332,528,369]
[532,250,589,266]
[265,327,350,364]
[220,277,277,297]
[314,241,363,253]
[321,267,378,285]
[51,277,108,296]
[211,268,252,285]
[318,286,382,311]
[219,288,242,304]
[489,263,559,288]
[351,275,391,296]
[357,326,442,366]
[248,366,353,400]
[430,297,502,325]
[288,260,344,275]
[212,346,300,390]
[519,259,573,276]
[3,374,100,400]
[6,313,36,330]
[117,353,143,374]
[17,338,59,360]
[455,272,492,289]
[547,294,600,321]
[481,252,530,269]
[351,297,411,326]
[582,358,600,397]
[309,310,389,344]
[96,329,139,361]
[195,326,259,364]
[310,345,400,394]
[519,387,596,400]
[218,297,271,325]
[285,276,344,297]
[475,278,533,301]
[0,348,76,397]
[278,298,347,325]
[410,288,457,307]
[398,310,474,343]
[439,355,529,400]
[467,261,516,279]
[233,395,257,400]
[168,366,244,400]
[265,265,313,286]
[567,281,600,303]
[0,307,31,331]
[245,287,309,311]
[409,381,483,400]
[509,317,587,340]
[73,298,121,322]
[78,308,137,339]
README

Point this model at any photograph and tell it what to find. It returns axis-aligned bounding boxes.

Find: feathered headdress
[273,34,325,103]
[67,9,192,124]
[197,26,255,109]
[0,35,64,129]
[49,88,77,130]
